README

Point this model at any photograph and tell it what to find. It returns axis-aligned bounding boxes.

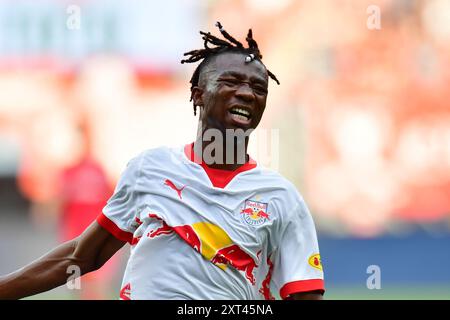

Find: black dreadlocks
[181,22,280,115]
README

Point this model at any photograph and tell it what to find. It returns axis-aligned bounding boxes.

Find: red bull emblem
[240,200,270,226]
[147,213,259,285]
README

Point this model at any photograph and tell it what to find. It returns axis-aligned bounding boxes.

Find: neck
[194,134,250,171]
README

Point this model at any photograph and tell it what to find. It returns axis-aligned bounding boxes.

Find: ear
[191,86,204,108]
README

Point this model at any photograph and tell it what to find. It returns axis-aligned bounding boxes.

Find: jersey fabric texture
[97,143,325,300]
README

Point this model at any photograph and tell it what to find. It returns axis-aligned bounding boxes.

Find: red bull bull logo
[119,283,131,300]
[147,213,259,285]
[259,257,275,300]
[240,200,270,226]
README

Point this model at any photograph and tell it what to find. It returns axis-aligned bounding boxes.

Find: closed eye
[219,78,267,94]
[218,78,240,86]
[253,85,267,94]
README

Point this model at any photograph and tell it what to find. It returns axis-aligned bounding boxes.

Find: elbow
[65,257,98,276]
[65,240,98,275]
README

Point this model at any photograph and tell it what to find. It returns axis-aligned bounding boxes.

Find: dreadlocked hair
[181,21,280,115]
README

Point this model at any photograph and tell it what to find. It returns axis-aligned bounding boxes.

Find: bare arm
[0,221,125,300]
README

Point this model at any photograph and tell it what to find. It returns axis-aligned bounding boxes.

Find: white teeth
[232,114,249,121]
[230,107,251,119]
[235,108,250,116]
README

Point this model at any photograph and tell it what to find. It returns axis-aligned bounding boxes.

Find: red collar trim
[184,143,257,189]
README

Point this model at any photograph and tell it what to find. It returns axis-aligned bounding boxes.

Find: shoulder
[134,145,173,160]
[258,166,304,203]
[123,145,186,181]
[128,145,177,167]
[256,166,311,220]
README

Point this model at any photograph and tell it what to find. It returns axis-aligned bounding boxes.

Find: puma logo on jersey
[164,179,186,199]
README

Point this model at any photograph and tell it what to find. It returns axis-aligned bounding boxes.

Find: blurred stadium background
[0,0,449,299]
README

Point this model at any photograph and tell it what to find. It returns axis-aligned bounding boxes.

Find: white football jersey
[97,143,325,300]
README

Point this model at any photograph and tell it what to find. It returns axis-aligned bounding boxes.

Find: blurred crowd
[0,0,449,244]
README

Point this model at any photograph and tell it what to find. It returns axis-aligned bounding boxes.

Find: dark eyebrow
[219,71,268,85]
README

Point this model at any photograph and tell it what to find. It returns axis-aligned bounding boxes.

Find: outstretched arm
[0,221,125,300]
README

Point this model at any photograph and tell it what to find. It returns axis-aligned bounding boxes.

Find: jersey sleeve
[96,155,143,244]
[271,200,325,299]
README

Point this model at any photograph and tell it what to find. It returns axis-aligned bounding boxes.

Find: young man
[0,23,324,300]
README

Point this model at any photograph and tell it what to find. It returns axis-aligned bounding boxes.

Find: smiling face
[192,51,269,132]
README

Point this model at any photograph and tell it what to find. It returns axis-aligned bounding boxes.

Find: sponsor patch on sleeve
[308,254,323,271]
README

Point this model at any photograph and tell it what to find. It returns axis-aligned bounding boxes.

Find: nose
[235,83,255,102]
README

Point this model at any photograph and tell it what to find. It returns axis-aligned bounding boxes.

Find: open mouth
[229,106,252,124]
